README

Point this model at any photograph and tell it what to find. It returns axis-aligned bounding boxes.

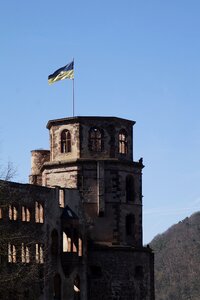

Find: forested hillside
[150,212,200,300]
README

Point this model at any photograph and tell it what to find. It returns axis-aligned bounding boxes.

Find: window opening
[126,214,135,236]
[63,232,71,252]
[8,243,16,263]
[74,275,80,299]
[59,189,65,208]
[135,265,144,279]
[119,129,128,154]
[126,175,135,202]
[22,206,30,222]
[21,243,30,263]
[26,246,30,263]
[61,130,71,153]
[63,232,68,252]
[54,274,61,300]
[89,127,103,152]
[9,205,18,221]
[36,243,44,263]
[35,202,44,223]
[67,237,72,252]
[73,242,77,253]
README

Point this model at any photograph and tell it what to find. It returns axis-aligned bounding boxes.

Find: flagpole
[73,78,74,117]
[72,58,75,117]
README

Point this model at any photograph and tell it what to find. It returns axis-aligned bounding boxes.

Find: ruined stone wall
[78,160,143,246]
[0,180,87,300]
[41,164,79,188]
[88,247,154,300]
[0,181,55,299]
[84,202,142,246]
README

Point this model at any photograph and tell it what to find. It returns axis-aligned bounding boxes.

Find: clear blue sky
[1,0,200,243]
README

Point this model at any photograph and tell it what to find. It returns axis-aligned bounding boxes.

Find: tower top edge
[46,116,136,129]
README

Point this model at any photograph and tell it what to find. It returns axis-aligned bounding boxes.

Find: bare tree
[0,161,17,181]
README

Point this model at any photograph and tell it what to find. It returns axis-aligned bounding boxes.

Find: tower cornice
[46,116,135,129]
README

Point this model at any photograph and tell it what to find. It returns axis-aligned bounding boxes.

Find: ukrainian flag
[48,61,74,84]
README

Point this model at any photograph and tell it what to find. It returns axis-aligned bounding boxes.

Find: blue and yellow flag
[48,61,74,84]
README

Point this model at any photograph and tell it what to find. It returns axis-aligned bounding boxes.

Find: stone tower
[30,116,154,300]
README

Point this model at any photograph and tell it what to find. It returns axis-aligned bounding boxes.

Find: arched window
[9,205,18,221]
[53,273,61,300]
[119,129,128,154]
[35,243,44,264]
[21,243,30,263]
[51,229,58,255]
[8,244,16,263]
[89,127,103,152]
[126,175,135,202]
[59,189,65,208]
[74,275,80,300]
[63,232,71,252]
[61,130,71,153]
[126,214,135,236]
[22,206,30,222]
[35,202,44,223]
